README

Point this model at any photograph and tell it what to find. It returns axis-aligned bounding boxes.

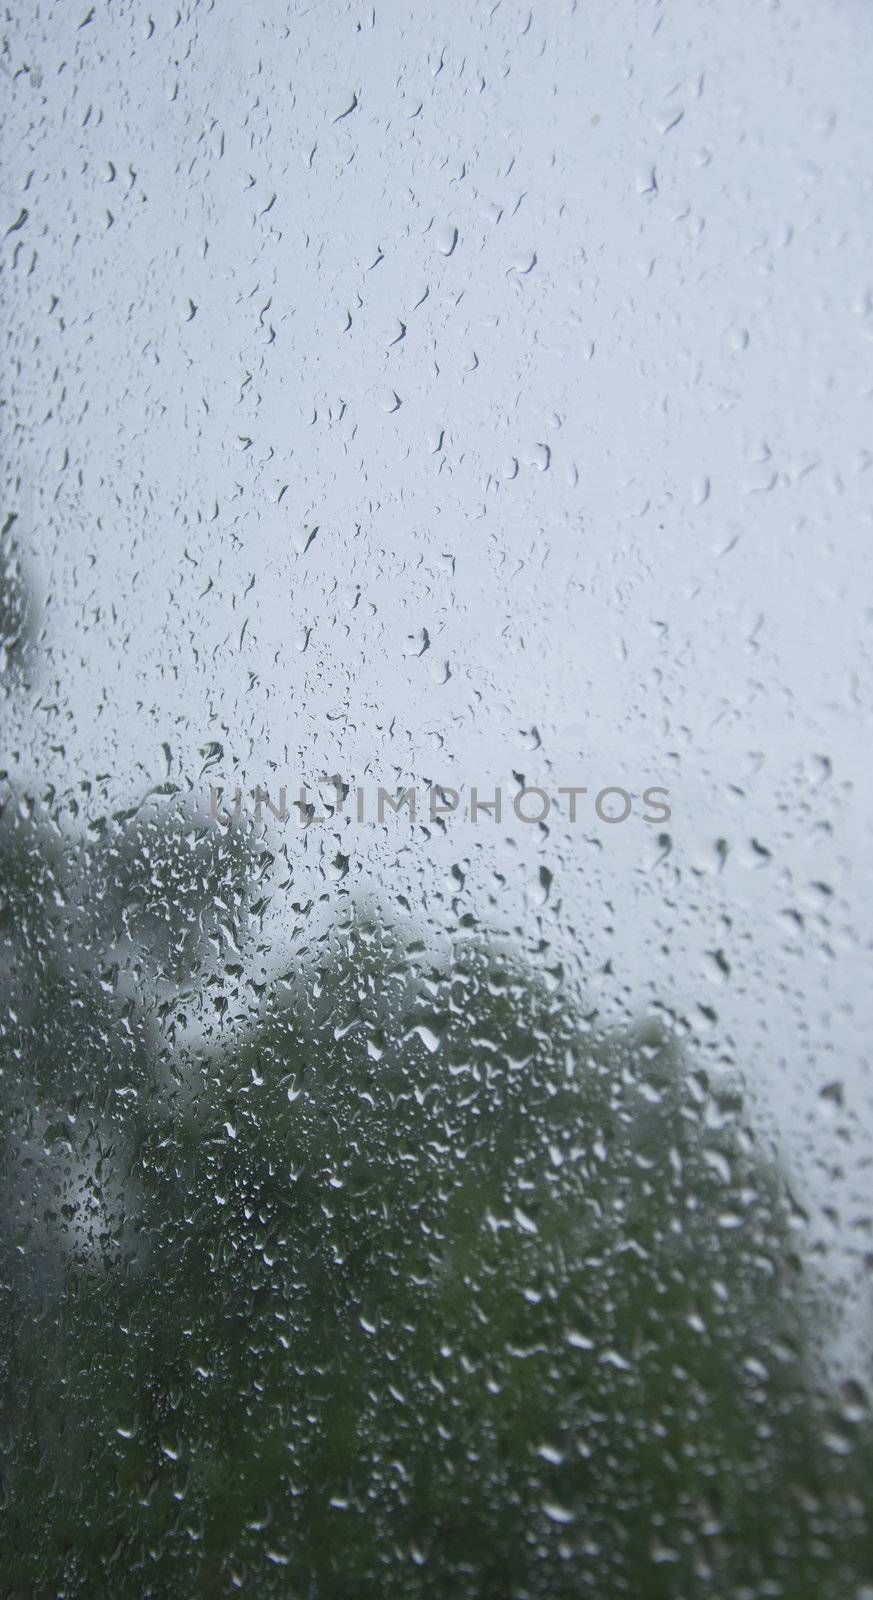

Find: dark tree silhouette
[0,518,39,696]
[0,798,870,1598]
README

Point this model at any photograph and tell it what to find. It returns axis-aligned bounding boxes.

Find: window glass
[2,3,872,1594]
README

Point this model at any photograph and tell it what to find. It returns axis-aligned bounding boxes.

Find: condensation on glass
[1,2,872,1595]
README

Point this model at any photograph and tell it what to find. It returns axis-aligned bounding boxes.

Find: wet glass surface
[2,3,873,1594]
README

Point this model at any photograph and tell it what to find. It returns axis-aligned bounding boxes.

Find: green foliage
[0,803,870,1598]
[0,521,38,695]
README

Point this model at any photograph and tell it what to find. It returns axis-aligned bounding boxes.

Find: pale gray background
[3,0,873,1351]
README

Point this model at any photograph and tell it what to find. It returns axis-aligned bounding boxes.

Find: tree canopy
[0,796,870,1598]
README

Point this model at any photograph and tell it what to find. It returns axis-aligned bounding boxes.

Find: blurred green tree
[0,797,870,1599]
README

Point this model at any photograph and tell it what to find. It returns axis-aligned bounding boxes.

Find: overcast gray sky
[4,0,873,1341]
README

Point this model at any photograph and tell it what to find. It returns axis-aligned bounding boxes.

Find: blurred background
[2,1,873,1593]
